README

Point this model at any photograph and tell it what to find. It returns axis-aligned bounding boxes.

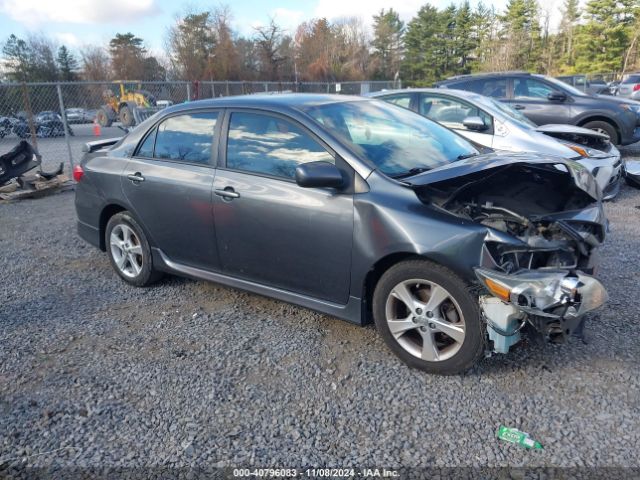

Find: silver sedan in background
[371,88,624,200]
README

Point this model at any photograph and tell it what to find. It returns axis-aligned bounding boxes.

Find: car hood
[403,152,600,200]
[535,123,610,140]
[593,94,640,106]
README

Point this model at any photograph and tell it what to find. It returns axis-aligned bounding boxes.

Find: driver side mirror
[462,116,488,132]
[547,91,567,102]
[295,161,345,189]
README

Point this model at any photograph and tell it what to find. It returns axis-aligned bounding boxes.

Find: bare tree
[80,45,111,80]
[254,18,288,80]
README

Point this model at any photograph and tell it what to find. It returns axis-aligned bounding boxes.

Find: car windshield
[302,100,479,178]
[543,76,588,97]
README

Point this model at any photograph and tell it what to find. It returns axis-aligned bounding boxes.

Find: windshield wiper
[391,167,431,179]
[457,152,479,160]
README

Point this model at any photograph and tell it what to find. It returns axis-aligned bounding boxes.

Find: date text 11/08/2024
[232,468,400,478]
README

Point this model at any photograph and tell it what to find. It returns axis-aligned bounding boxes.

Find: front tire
[119,105,135,127]
[582,120,619,145]
[105,212,162,287]
[372,259,484,375]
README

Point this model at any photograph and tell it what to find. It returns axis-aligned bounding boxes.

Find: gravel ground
[1,171,640,472]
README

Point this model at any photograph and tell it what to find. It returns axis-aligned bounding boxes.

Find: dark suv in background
[436,72,640,145]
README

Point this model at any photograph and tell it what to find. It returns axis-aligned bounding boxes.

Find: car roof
[163,93,366,115]
[370,87,485,101]
[436,71,544,85]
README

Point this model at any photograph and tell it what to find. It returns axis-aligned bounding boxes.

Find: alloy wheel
[591,127,610,138]
[109,223,144,278]
[384,279,466,362]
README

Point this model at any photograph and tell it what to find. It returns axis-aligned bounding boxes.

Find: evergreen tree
[575,0,636,72]
[558,0,581,70]
[472,2,498,71]
[402,4,448,85]
[371,9,404,79]
[109,33,146,79]
[167,11,216,80]
[2,34,31,82]
[57,45,79,81]
[499,0,542,71]
[453,1,476,74]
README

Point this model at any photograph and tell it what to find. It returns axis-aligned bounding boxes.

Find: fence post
[186,82,191,102]
[56,83,75,172]
[20,83,38,152]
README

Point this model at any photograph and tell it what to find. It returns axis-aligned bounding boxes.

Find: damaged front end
[410,154,608,354]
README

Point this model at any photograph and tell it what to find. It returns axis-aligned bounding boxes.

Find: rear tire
[105,212,162,287]
[582,120,619,145]
[372,259,484,375]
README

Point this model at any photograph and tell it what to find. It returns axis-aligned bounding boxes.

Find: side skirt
[152,248,364,326]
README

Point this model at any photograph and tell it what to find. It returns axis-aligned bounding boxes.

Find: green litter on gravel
[497,425,543,449]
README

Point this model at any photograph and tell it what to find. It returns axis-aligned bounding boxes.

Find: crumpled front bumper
[578,147,623,200]
[475,267,608,351]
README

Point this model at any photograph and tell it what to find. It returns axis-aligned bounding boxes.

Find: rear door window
[148,112,218,164]
[137,128,156,158]
[449,78,508,98]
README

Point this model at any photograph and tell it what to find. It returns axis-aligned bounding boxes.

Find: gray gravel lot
[1,169,640,471]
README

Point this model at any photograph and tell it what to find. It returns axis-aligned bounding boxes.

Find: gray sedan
[371,88,624,200]
[75,94,608,374]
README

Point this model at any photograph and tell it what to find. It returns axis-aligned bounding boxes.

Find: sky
[0,0,564,55]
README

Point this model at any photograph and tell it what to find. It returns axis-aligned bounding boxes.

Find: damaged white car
[372,88,624,200]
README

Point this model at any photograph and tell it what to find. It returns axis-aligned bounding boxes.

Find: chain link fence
[0,80,400,174]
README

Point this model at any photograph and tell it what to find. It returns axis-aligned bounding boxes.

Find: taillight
[73,164,84,182]
[633,84,640,92]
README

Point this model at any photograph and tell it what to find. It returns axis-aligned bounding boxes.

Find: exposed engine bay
[413,160,608,354]
[543,130,612,153]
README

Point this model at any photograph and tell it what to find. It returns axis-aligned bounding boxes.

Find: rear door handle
[214,188,240,199]
[513,104,526,110]
[127,172,145,183]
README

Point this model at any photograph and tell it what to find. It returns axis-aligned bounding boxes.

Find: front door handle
[513,104,526,110]
[127,172,145,183]
[214,187,240,199]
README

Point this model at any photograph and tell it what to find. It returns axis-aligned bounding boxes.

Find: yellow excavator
[95,82,157,128]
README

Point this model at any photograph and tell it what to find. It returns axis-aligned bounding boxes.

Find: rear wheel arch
[98,204,131,251]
